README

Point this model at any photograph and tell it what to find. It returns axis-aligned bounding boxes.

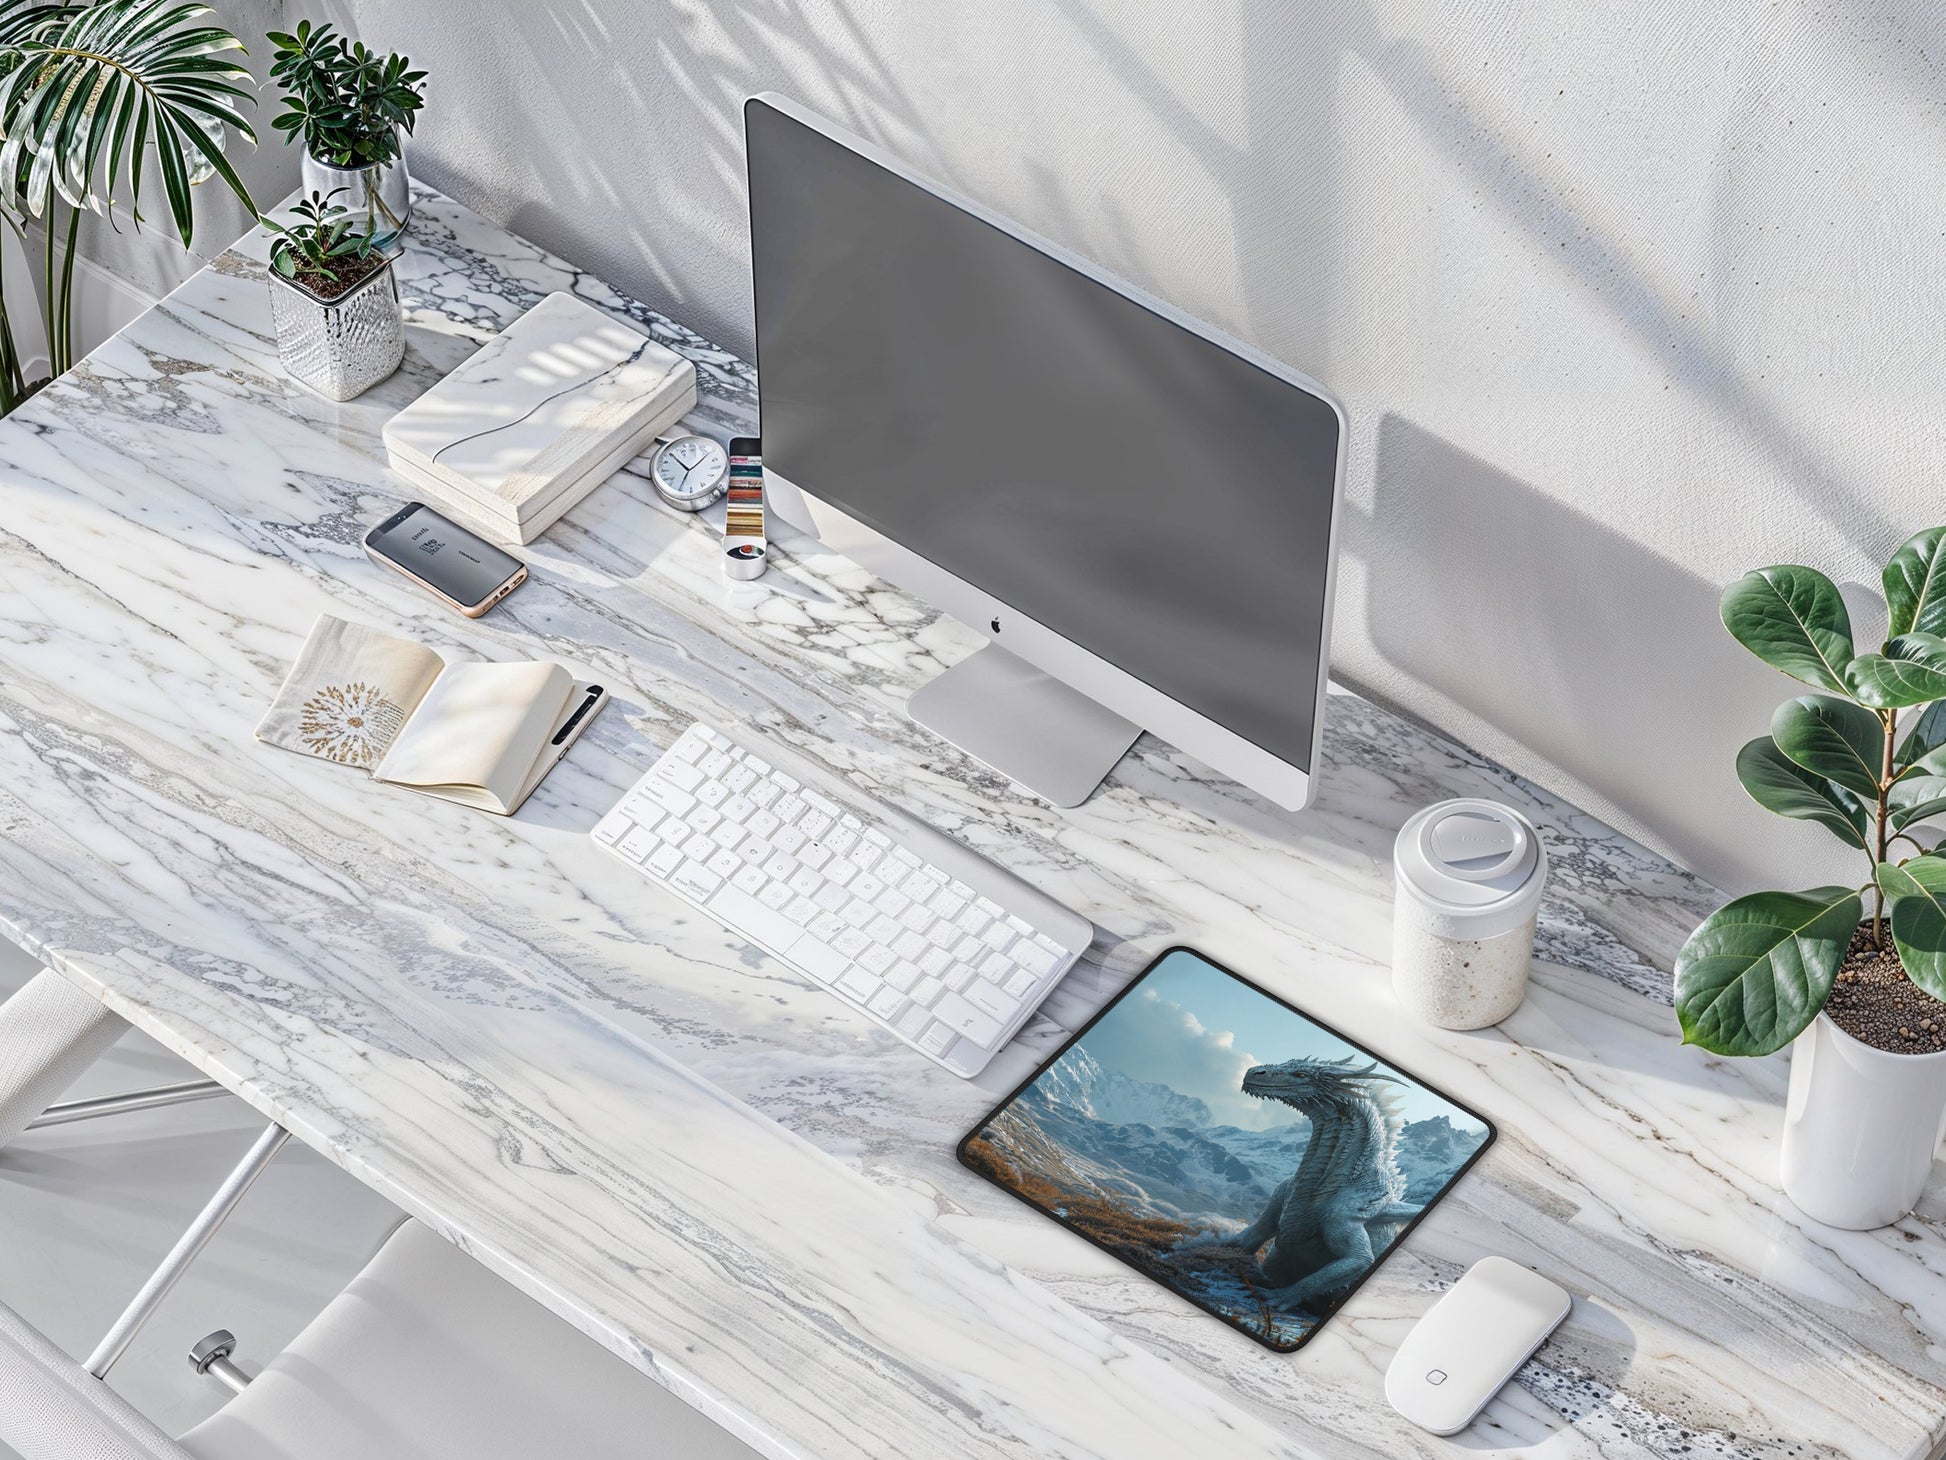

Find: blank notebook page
[375,660,571,811]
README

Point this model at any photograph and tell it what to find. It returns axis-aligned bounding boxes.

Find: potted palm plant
[263,188,403,401]
[267,20,424,252]
[1676,526,1946,1228]
[0,0,260,413]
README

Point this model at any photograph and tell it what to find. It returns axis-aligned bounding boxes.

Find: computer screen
[747,99,1341,773]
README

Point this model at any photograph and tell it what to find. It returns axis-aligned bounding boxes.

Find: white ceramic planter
[1781,1011,1946,1228]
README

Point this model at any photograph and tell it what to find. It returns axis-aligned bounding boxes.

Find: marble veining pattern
[0,182,1938,1459]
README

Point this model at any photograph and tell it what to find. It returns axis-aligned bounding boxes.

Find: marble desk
[0,184,1939,1460]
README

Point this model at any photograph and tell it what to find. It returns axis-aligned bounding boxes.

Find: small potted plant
[264,189,405,401]
[1676,526,1946,1229]
[267,20,425,250]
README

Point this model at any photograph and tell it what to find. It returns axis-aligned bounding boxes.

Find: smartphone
[364,503,528,617]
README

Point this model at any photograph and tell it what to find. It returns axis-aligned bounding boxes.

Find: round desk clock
[648,433,730,512]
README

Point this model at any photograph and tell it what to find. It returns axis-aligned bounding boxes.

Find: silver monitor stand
[907,642,1140,808]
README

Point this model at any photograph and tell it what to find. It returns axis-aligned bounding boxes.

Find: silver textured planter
[267,257,406,402]
[302,144,411,251]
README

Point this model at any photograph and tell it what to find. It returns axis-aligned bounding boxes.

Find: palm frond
[0,0,257,244]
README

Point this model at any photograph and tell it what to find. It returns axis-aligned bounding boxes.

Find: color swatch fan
[384,292,697,543]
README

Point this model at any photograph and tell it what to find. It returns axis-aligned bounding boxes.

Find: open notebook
[257,615,605,815]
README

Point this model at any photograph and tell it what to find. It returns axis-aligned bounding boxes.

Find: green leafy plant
[266,20,422,169]
[1675,527,1946,1055]
[0,0,258,408]
[263,187,379,296]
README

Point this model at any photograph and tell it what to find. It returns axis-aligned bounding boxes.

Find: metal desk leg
[0,969,130,1151]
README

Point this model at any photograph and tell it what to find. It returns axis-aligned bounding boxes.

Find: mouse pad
[958,946,1496,1353]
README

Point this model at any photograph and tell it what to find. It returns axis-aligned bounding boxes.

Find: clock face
[652,435,729,504]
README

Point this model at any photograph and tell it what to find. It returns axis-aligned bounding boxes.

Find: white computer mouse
[1383,1256,1571,1435]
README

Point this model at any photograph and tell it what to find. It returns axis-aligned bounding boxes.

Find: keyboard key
[852,844,883,873]
[796,940,851,986]
[646,843,685,878]
[643,780,695,818]
[786,896,819,925]
[800,843,832,871]
[660,760,704,792]
[803,789,842,818]
[925,922,958,951]
[1006,914,1035,937]
[870,885,906,916]
[982,924,1017,953]
[832,927,871,958]
[700,750,733,778]
[683,834,716,862]
[699,727,731,751]
[672,735,707,764]
[889,846,921,871]
[617,826,660,862]
[835,967,881,1003]
[814,883,850,912]
[933,892,967,922]
[809,911,846,942]
[774,826,808,855]
[944,961,979,992]
[826,859,857,887]
[861,944,899,976]
[732,864,768,895]
[686,805,721,834]
[709,822,744,851]
[901,870,936,900]
[867,986,906,1020]
[749,808,782,837]
[932,992,1001,1046]
[720,793,754,822]
[918,1022,957,1056]
[842,899,875,928]
[707,848,740,879]
[775,794,806,823]
[758,881,793,911]
[738,835,771,863]
[593,815,632,846]
[966,980,1021,1021]
[953,935,985,963]
[827,827,860,857]
[750,782,782,811]
[800,811,834,839]
[867,915,902,945]
[918,947,952,977]
[1004,968,1039,998]
[670,864,722,901]
[745,755,771,776]
[789,867,822,898]
[697,781,729,808]
[893,930,928,961]
[895,1004,932,1039]
[705,882,801,953]
[955,905,992,937]
[764,853,796,882]
[910,975,943,1006]
[1014,943,1058,977]
[724,764,757,794]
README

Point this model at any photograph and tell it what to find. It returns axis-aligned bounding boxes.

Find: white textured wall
[289,0,1942,895]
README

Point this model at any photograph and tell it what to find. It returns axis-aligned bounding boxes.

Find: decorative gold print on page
[299,682,405,767]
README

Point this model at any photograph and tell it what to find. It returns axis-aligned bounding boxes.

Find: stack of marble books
[383,291,697,543]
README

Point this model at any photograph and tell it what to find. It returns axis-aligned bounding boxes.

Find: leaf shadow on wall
[1357,413,1857,895]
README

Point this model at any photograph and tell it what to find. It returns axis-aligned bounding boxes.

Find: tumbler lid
[1394,799,1547,940]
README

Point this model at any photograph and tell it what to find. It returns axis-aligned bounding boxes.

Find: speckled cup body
[1392,911,1534,1030]
[1782,1012,1946,1229]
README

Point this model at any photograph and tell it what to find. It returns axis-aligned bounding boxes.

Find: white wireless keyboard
[593,722,1093,1077]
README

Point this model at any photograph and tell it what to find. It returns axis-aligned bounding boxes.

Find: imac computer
[744,94,1347,810]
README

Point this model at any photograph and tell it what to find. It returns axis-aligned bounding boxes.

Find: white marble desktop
[0,184,1939,1460]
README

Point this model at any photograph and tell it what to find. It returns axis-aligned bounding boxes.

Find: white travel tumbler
[1392,799,1548,1030]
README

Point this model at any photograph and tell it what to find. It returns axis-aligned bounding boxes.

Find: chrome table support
[86,1120,290,1379]
[27,1078,227,1130]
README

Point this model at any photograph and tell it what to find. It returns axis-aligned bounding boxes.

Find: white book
[383,292,697,542]
[256,615,606,816]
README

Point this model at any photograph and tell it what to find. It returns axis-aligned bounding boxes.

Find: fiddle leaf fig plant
[1675,527,1946,1056]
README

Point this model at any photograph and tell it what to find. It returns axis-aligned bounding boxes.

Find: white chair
[0,1109,763,1460]
[177,1217,763,1460]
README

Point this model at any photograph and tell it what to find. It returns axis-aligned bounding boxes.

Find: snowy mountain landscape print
[961,949,1492,1351]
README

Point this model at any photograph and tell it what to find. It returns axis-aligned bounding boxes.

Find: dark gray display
[364,503,524,610]
[746,99,1341,772]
